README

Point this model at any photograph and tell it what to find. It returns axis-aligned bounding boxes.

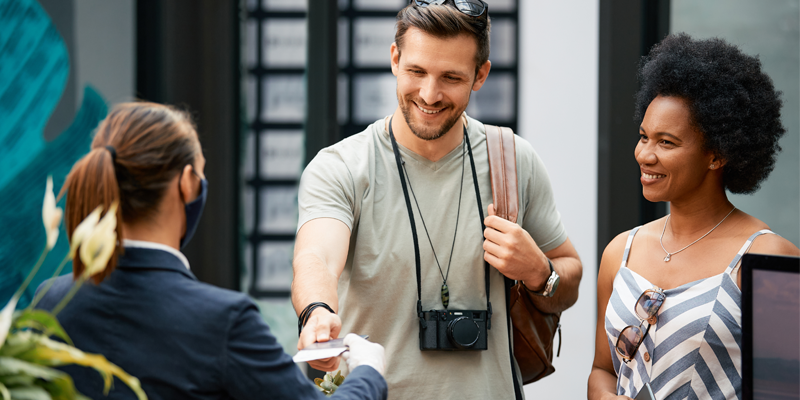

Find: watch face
[549,273,560,296]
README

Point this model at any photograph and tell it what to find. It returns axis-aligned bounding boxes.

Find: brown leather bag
[485,124,562,385]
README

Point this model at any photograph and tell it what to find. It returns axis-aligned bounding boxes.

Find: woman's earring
[710,164,716,170]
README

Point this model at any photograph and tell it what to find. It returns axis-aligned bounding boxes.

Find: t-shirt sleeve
[297,149,356,232]
[516,137,568,253]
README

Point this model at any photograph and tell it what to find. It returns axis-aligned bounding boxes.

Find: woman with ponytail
[36,102,387,400]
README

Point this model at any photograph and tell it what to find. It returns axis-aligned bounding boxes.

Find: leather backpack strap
[484,124,518,223]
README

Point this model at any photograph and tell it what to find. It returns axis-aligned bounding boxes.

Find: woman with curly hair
[588,33,799,400]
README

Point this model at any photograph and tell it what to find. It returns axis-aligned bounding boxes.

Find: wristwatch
[524,259,560,297]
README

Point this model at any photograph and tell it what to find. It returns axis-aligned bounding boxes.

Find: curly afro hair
[635,33,785,194]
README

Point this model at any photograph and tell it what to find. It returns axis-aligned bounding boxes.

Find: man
[293,1,582,398]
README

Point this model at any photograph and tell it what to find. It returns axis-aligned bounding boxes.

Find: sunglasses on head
[615,287,665,363]
[409,0,488,18]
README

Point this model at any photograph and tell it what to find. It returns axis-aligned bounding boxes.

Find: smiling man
[292,1,582,399]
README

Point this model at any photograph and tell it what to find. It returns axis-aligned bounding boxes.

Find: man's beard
[398,93,466,141]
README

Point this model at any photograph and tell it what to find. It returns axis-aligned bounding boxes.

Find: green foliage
[0,324,147,400]
[314,370,346,396]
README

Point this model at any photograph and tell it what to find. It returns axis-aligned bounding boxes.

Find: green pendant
[441,283,450,308]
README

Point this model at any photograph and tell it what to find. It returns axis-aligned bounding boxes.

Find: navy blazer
[36,246,387,400]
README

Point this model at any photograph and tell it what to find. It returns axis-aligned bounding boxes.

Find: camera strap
[388,117,493,330]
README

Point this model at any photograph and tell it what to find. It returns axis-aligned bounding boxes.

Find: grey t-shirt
[298,115,567,399]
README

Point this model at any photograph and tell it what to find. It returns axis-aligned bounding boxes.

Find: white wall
[518,1,599,399]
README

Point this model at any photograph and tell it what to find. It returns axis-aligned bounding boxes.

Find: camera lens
[446,317,480,349]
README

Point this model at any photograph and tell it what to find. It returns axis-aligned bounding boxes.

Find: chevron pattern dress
[605,226,775,399]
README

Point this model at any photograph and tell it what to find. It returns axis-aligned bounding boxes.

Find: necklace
[659,206,736,262]
[402,139,466,308]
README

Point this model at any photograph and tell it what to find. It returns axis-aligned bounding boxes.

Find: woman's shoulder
[731,212,799,256]
[598,229,636,287]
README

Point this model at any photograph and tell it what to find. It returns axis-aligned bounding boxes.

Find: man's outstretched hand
[297,309,342,371]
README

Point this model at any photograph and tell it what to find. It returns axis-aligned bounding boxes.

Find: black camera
[419,309,488,351]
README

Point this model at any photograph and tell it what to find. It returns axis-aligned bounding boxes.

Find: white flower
[70,206,103,258]
[79,202,118,277]
[42,176,63,250]
[0,295,19,350]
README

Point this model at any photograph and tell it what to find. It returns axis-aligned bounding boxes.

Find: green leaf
[7,386,51,400]
[0,382,9,400]
[0,375,36,388]
[0,332,37,358]
[0,357,65,381]
[16,337,147,400]
[0,358,82,400]
[11,311,72,346]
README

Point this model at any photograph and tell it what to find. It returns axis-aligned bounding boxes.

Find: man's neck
[389,108,465,162]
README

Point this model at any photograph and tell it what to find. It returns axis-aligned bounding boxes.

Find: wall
[518,1,599,398]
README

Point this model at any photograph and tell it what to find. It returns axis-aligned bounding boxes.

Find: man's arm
[292,217,351,371]
[483,205,582,314]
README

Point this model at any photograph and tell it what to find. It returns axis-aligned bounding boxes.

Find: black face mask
[181,177,207,249]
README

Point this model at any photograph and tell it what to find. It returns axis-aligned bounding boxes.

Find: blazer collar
[117,247,197,281]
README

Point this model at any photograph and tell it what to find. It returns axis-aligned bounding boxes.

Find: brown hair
[395,2,491,75]
[62,102,200,283]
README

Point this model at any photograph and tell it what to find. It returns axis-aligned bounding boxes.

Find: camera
[419,309,488,351]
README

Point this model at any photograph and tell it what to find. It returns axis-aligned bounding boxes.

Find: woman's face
[634,95,716,203]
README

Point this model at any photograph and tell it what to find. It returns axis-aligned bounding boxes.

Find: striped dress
[605,227,774,399]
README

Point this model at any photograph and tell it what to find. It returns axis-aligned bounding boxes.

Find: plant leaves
[0,296,19,351]
[7,386,52,400]
[0,332,37,358]
[0,357,64,381]
[0,382,9,400]
[16,336,147,400]
[0,374,36,387]
[11,311,72,345]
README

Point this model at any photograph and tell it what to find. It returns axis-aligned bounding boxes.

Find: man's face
[391,27,490,141]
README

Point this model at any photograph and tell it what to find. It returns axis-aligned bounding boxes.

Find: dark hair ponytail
[62,102,199,283]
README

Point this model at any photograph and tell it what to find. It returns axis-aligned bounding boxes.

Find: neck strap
[388,118,493,330]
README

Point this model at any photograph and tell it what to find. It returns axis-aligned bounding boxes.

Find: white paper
[354,73,397,124]
[353,18,396,67]
[256,241,294,291]
[260,130,304,179]
[263,19,307,67]
[293,347,347,363]
[262,75,305,123]
[258,186,299,234]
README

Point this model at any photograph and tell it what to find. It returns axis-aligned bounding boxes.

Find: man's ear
[471,60,492,91]
[390,42,400,77]
[178,164,197,203]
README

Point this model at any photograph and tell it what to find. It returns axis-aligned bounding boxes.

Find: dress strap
[621,226,642,265]
[727,229,776,275]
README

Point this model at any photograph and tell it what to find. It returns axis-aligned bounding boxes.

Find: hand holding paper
[341,334,385,376]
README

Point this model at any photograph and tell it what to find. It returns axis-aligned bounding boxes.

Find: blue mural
[0,0,108,308]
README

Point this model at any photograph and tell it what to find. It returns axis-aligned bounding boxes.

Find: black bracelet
[298,302,336,336]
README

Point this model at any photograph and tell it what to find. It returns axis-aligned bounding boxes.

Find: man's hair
[395,2,491,75]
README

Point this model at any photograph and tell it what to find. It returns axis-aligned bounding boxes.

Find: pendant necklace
[660,206,736,262]
[402,139,466,308]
